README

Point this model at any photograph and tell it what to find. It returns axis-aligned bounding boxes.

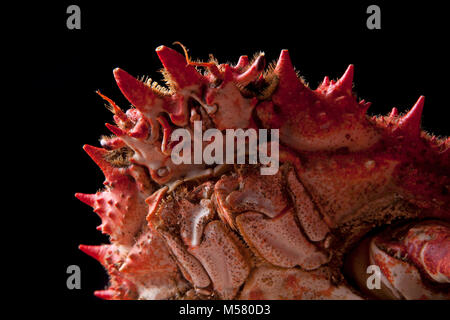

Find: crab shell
[76,45,449,300]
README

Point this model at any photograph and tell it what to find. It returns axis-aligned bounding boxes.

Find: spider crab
[76,44,449,300]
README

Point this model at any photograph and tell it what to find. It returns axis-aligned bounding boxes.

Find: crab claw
[346,221,450,300]
[375,221,450,284]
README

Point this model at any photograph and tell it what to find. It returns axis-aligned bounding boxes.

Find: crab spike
[156,45,204,90]
[322,76,330,86]
[275,50,311,93]
[362,104,371,114]
[101,136,126,149]
[358,99,372,113]
[105,123,127,137]
[397,96,425,137]
[389,107,399,118]
[75,193,97,208]
[79,244,110,265]
[319,76,330,88]
[235,54,266,86]
[315,76,332,94]
[275,50,298,82]
[113,68,159,109]
[83,144,119,180]
[356,99,371,114]
[270,49,314,111]
[334,64,354,94]
[234,55,249,70]
[94,289,117,300]
[222,64,235,83]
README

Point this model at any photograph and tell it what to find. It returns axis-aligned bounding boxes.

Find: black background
[25,0,448,315]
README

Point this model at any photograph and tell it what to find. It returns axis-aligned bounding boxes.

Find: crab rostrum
[77,44,449,300]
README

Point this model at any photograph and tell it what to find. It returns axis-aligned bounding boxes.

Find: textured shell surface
[75,43,450,301]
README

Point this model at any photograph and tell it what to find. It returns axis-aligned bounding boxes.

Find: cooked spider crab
[76,44,449,300]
